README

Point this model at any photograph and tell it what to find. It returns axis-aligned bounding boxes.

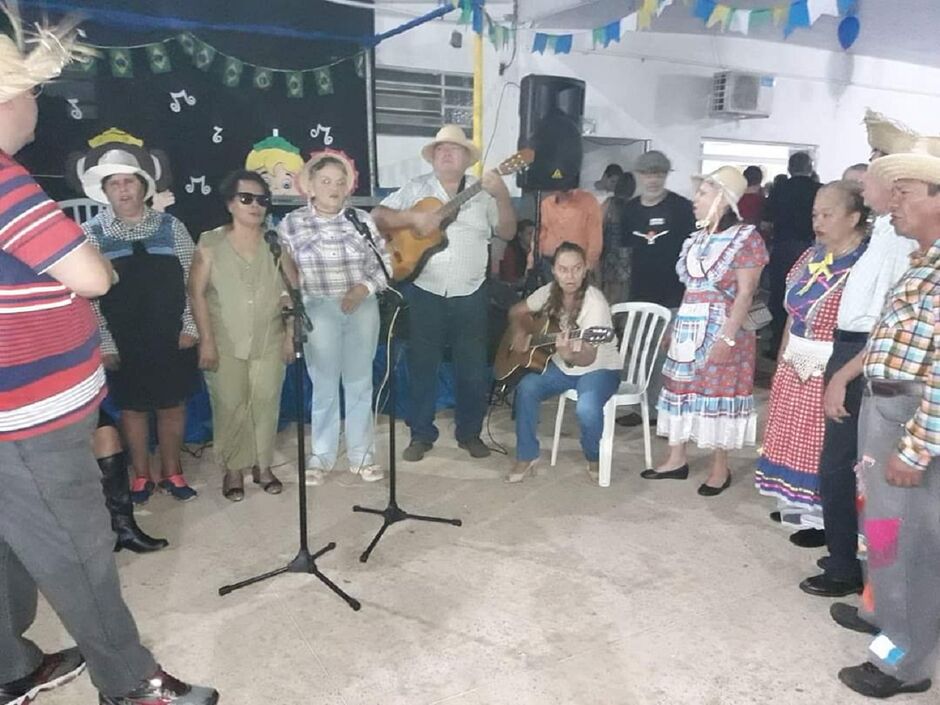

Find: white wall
[374,6,940,197]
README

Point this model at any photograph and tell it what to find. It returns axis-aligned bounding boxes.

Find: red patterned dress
[755,242,867,522]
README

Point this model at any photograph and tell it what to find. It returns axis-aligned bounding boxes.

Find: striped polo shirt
[0,150,105,441]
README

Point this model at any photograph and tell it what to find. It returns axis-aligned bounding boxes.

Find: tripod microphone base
[219,544,361,611]
[352,501,462,563]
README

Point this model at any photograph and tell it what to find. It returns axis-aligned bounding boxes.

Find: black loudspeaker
[517,74,585,191]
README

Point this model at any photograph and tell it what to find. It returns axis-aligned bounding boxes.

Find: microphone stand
[344,210,462,563]
[219,233,361,611]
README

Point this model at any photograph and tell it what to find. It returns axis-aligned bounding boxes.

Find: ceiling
[374,0,940,68]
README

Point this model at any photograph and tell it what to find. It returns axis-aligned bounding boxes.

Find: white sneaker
[305,468,329,486]
[355,464,385,482]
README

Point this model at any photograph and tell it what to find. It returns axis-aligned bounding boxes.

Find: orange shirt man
[536,189,603,269]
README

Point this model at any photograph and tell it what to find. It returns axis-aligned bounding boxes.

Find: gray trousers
[0,414,156,695]
[857,391,940,683]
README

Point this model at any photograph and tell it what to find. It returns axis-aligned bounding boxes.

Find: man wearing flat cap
[835,136,940,700]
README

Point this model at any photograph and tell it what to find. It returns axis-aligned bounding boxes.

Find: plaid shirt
[277,205,389,299]
[864,240,940,470]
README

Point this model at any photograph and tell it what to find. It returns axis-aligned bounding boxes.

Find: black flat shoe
[770,511,782,523]
[799,573,863,598]
[697,475,731,497]
[830,603,878,635]
[838,662,931,699]
[817,556,830,571]
[789,528,826,548]
[640,464,689,480]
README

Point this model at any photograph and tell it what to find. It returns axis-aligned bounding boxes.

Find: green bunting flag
[222,56,244,87]
[145,44,172,74]
[177,32,196,56]
[286,71,304,98]
[109,48,133,78]
[252,66,274,90]
[193,40,216,71]
[314,67,333,95]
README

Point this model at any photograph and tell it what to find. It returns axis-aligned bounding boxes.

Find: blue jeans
[303,295,379,469]
[514,362,620,462]
[403,283,488,444]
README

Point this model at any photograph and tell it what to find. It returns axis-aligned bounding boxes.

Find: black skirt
[100,249,198,411]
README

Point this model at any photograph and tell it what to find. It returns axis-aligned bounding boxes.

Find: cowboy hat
[864,109,919,156]
[296,148,359,198]
[869,136,940,187]
[0,2,93,102]
[692,165,747,215]
[81,149,157,204]
[421,124,481,166]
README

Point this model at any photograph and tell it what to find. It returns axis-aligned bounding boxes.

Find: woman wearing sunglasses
[276,152,391,486]
[189,170,291,500]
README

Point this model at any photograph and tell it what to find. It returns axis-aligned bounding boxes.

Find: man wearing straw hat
[836,136,940,699]
[373,124,516,462]
[0,5,216,704]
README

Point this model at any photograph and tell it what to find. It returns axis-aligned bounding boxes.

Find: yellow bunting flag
[772,3,789,25]
[707,4,732,29]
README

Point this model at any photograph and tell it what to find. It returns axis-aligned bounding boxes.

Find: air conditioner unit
[710,71,774,118]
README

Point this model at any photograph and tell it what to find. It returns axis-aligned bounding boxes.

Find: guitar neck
[438,181,484,221]
[531,328,584,348]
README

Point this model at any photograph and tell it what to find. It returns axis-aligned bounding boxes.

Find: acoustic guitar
[493,314,616,394]
[383,149,535,283]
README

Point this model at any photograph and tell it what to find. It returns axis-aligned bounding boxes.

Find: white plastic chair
[550,302,672,487]
[58,198,102,225]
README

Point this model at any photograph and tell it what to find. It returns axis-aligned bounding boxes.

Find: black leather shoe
[640,464,689,480]
[817,556,830,571]
[800,573,862,598]
[789,528,826,548]
[697,475,731,497]
[99,668,218,705]
[458,437,491,458]
[0,647,85,705]
[770,511,782,523]
[830,603,878,635]
[838,662,931,699]
[403,440,433,462]
[616,413,656,428]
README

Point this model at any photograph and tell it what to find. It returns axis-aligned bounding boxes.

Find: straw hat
[421,124,480,166]
[81,149,157,204]
[0,2,93,102]
[864,109,919,156]
[296,148,359,198]
[692,165,747,215]
[869,136,940,187]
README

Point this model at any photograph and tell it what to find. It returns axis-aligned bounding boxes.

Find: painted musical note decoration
[309,123,334,145]
[169,90,197,113]
[185,175,211,195]
[66,98,83,120]
[212,126,224,144]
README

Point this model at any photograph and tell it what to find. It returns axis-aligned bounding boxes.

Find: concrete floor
[30,393,932,705]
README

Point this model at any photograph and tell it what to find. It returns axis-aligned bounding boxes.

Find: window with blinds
[375,67,473,137]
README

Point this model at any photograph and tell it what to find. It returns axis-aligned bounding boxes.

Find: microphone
[263,230,281,259]
[344,208,372,240]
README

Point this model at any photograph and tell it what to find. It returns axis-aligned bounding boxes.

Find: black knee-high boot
[98,452,169,553]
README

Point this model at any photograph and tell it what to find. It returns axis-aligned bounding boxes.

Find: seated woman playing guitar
[507,242,622,483]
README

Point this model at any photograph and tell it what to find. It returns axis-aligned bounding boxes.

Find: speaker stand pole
[524,187,544,296]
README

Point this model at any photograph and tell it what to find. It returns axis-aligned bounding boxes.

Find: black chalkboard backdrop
[15,0,373,237]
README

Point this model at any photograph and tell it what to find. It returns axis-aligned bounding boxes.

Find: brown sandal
[251,466,283,495]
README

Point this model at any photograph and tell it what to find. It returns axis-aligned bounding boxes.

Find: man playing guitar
[372,125,516,461]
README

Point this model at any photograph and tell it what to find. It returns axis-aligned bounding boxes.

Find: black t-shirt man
[768,174,820,244]
[620,191,696,309]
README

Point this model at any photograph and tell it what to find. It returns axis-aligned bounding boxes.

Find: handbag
[742,298,772,331]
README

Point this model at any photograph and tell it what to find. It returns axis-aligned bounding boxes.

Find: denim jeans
[303,295,379,470]
[403,283,489,444]
[514,361,620,462]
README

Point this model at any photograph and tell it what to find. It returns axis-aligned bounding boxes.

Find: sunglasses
[235,192,271,207]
